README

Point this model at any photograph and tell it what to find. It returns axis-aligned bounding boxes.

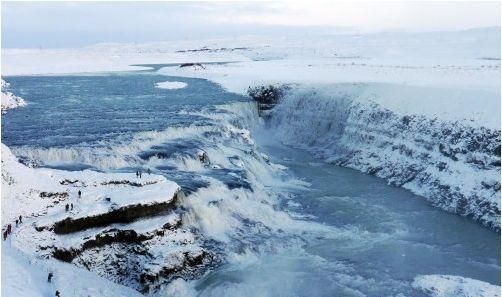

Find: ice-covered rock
[1,79,27,112]
[247,84,290,117]
[412,274,501,297]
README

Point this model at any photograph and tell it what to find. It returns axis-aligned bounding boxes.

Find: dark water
[2,73,247,148]
[2,71,500,297]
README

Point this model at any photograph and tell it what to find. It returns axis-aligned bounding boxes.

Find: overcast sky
[2,1,500,48]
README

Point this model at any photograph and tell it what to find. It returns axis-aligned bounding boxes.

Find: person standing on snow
[78,190,81,199]
[48,272,53,283]
[19,215,22,223]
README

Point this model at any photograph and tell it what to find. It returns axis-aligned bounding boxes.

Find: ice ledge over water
[1,79,26,112]
[412,275,501,297]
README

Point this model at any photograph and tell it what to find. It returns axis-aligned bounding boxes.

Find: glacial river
[2,69,499,297]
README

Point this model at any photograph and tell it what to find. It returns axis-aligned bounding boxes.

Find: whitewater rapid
[2,73,500,297]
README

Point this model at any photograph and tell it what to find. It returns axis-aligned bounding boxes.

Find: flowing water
[2,70,500,297]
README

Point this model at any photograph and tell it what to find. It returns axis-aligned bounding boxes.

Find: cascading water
[2,73,500,297]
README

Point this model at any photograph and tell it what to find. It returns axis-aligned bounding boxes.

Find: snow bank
[2,246,144,297]
[155,81,188,90]
[1,79,26,112]
[412,275,501,297]
[1,143,55,224]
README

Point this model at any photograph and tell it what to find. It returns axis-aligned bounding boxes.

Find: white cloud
[1,1,500,48]
[224,1,500,31]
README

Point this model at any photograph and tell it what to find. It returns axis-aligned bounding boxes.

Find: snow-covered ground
[1,144,178,225]
[412,275,501,297]
[2,246,144,297]
[2,142,208,293]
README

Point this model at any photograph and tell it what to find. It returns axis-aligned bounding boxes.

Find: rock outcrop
[247,84,289,117]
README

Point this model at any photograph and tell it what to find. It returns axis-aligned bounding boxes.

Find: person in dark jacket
[78,190,81,198]
[19,215,22,223]
[48,272,53,283]
[7,224,12,234]
[65,204,69,212]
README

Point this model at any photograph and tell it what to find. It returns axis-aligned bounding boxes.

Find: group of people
[64,190,82,212]
[47,273,62,296]
[5,189,87,297]
[3,215,22,240]
[64,203,74,212]
[136,169,152,179]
